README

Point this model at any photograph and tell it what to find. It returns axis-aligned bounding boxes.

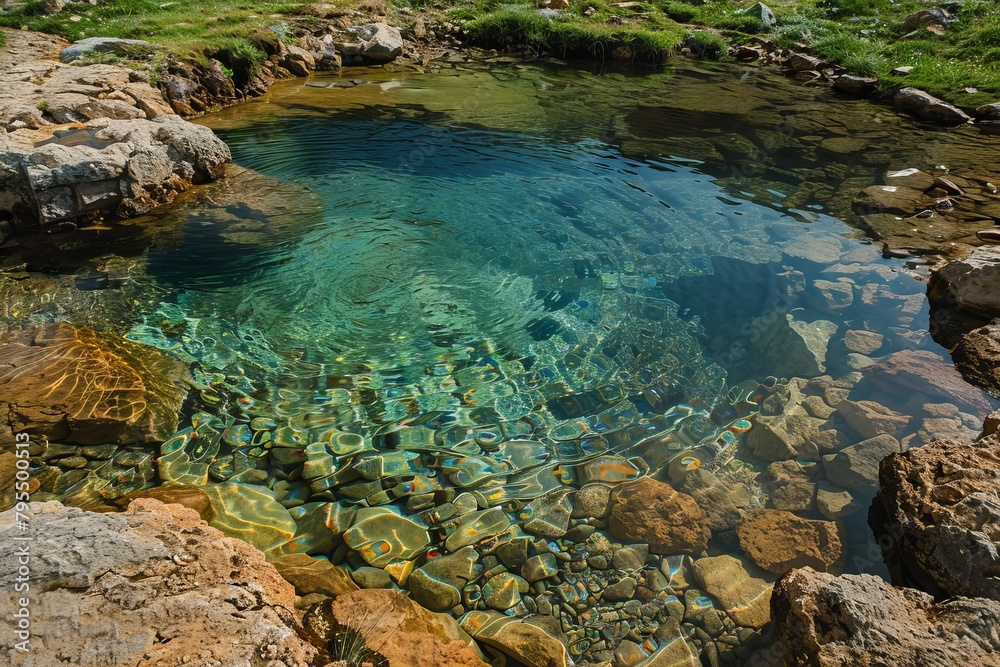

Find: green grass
[0,0,306,64]
[464,6,683,61]
[773,0,1000,105]
[209,37,267,87]
[687,30,728,60]
[0,30,6,49]
[0,0,997,104]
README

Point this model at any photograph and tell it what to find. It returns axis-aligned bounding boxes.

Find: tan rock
[774,568,1000,666]
[691,555,772,629]
[678,469,743,531]
[308,589,489,667]
[272,553,359,598]
[0,323,187,447]
[836,399,910,439]
[109,484,215,520]
[121,82,176,118]
[874,435,1000,600]
[953,321,1000,397]
[0,499,319,666]
[815,481,862,520]
[843,329,884,355]
[460,611,568,667]
[737,510,844,574]
[748,404,825,461]
[610,477,711,555]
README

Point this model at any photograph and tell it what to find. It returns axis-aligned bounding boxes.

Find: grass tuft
[686,30,727,60]
[210,37,267,87]
[464,6,682,61]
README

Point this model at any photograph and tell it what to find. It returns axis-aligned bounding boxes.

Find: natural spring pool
[15,60,999,666]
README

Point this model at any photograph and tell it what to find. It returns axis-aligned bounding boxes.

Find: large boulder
[872,435,1000,600]
[952,320,1000,396]
[0,115,230,227]
[772,568,1000,666]
[0,323,187,448]
[350,23,404,64]
[0,499,320,666]
[609,477,711,554]
[893,87,973,124]
[929,245,1000,319]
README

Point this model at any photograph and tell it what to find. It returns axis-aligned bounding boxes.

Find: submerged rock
[410,546,482,612]
[306,589,489,667]
[691,555,772,629]
[823,434,900,492]
[204,482,299,555]
[678,469,744,531]
[0,499,319,666]
[872,435,1000,601]
[750,313,837,378]
[108,484,215,520]
[748,403,826,461]
[0,323,187,447]
[609,477,711,555]
[836,400,909,440]
[773,567,1000,665]
[737,510,844,574]
[862,350,992,415]
[460,611,570,667]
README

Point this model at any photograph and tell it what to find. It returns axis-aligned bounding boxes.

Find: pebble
[602,577,638,602]
[587,554,609,570]
[522,553,560,582]
[564,523,597,543]
[612,544,649,571]
[351,566,392,589]
[977,226,1000,244]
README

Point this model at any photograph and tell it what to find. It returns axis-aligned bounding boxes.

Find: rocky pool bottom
[2,60,1000,667]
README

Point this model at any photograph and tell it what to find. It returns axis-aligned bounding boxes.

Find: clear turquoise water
[142,115,871,402]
